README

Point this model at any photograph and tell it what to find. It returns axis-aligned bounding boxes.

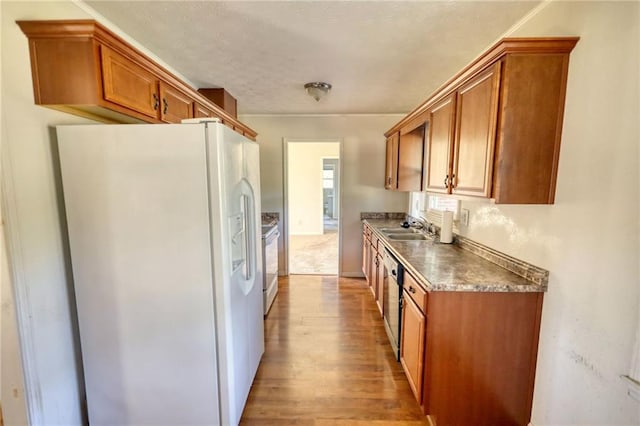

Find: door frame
[282,139,343,276]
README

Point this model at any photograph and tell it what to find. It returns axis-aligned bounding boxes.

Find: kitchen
[1,1,638,425]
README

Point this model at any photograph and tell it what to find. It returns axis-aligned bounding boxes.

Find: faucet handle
[410,220,424,229]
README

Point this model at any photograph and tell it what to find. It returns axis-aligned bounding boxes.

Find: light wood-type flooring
[240,275,428,425]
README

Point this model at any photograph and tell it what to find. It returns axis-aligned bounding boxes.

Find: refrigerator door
[57,124,220,425]
[205,123,264,426]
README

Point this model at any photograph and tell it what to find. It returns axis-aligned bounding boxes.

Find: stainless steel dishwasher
[383,248,404,360]
[261,224,279,316]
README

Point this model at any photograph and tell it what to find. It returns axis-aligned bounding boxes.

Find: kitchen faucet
[416,216,437,236]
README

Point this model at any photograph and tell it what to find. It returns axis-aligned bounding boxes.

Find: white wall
[240,115,408,276]
[1,2,211,423]
[414,2,639,424]
[1,2,99,423]
[1,225,28,425]
[288,142,339,235]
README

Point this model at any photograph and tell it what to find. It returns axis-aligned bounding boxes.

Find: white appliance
[57,120,264,426]
[261,224,279,315]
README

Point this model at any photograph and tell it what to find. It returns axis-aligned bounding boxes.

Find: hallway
[289,217,339,275]
[240,275,427,425]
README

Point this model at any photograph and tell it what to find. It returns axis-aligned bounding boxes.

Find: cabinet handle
[451,173,456,188]
[152,93,159,110]
[444,174,449,187]
[162,98,169,115]
[409,286,416,294]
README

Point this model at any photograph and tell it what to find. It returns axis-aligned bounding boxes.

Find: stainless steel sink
[378,227,416,233]
[385,233,430,241]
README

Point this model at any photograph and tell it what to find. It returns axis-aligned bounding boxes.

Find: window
[323,169,334,189]
[428,195,460,216]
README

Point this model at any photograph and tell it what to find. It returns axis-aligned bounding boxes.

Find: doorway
[285,141,341,275]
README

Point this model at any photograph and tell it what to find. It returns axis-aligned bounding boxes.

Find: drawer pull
[409,286,416,294]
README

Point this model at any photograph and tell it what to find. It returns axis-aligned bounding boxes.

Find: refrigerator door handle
[234,177,257,295]
[243,194,253,282]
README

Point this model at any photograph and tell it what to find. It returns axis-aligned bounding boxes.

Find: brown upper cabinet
[397,117,426,191]
[194,102,216,119]
[425,63,501,197]
[101,47,194,123]
[386,113,428,192]
[424,94,456,193]
[17,20,257,140]
[101,45,159,120]
[158,81,194,123]
[386,37,579,204]
[384,132,399,189]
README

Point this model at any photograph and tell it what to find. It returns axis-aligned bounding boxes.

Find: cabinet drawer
[403,271,428,313]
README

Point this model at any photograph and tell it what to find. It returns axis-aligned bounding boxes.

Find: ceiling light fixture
[304,82,332,102]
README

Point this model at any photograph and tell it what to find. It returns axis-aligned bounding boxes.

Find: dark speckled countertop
[364,219,547,293]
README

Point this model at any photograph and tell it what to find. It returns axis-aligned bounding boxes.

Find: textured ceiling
[84,1,540,115]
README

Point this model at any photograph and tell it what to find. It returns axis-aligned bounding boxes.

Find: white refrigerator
[57,120,264,426]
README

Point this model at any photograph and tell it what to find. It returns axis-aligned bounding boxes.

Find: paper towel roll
[440,210,453,244]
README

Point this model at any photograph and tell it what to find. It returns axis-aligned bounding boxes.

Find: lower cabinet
[362,225,369,282]
[398,270,543,426]
[400,288,425,401]
[363,228,544,425]
[368,242,376,297]
[361,227,370,282]
[363,226,386,318]
[424,292,542,425]
[374,251,384,316]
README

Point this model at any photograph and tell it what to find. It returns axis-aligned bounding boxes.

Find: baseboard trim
[340,272,365,278]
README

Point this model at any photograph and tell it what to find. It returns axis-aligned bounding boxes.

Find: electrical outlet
[460,208,470,227]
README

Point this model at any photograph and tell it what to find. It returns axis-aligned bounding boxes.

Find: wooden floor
[240,275,428,425]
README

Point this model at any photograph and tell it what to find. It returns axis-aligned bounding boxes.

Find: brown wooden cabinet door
[100,45,159,119]
[452,63,501,197]
[385,133,399,189]
[400,294,426,402]
[194,102,217,119]
[425,94,456,193]
[376,252,384,316]
[362,231,369,282]
[397,125,425,192]
[367,240,375,293]
[159,81,194,123]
